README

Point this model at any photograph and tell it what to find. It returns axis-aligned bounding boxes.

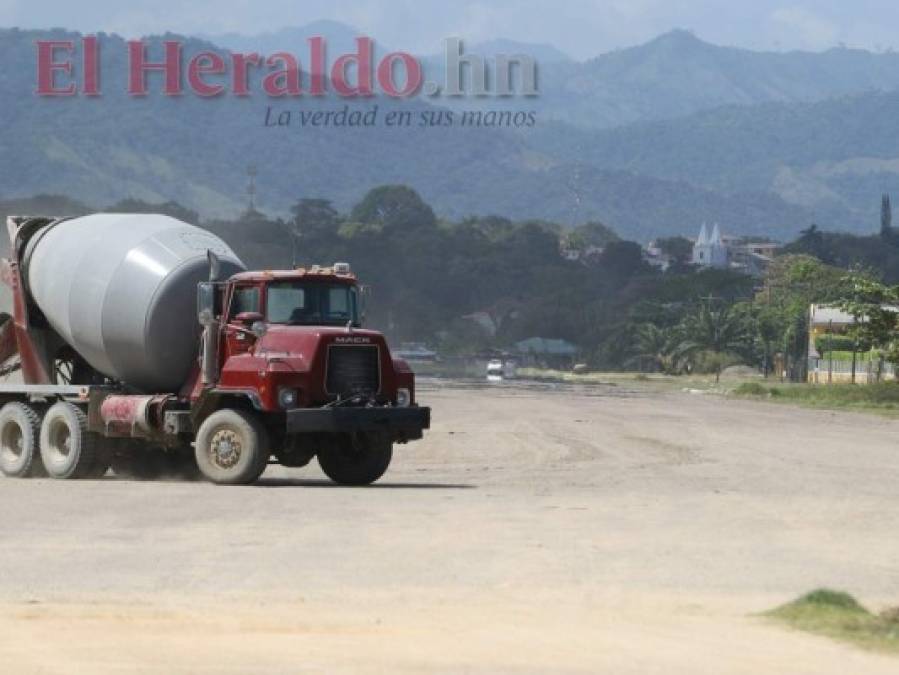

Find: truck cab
[211,264,413,408]
[191,262,429,484]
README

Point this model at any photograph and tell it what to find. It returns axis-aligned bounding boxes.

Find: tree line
[6,187,899,376]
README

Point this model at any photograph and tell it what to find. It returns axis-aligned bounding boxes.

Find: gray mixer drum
[24,213,245,392]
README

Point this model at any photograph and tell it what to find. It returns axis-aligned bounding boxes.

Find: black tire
[194,409,270,485]
[0,402,43,478]
[83,457,110,478]
[317,433,393,486]
[84,437,114,479]
[39,401,97,480]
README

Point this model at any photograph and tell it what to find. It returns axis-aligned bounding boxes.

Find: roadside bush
[765,587,899,653]
[793,589,867,611]
[734,382,770,396]
[814,334,869,354]
[857,382,899,403]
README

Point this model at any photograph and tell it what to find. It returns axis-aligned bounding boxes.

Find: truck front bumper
[286,405,431,441]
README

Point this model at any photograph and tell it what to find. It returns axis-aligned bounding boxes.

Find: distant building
[643,240,672,271]
[560,244,605,264]
[692,224,729,268]
[807,304,897,384]
[691,224,778,276]
[807,305,856,360]
[741,241,779,258]
[561,247,580,262]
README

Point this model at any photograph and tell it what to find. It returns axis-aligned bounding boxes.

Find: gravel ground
[1,378,898,673]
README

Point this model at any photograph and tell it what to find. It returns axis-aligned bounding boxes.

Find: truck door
[223,285,261,358]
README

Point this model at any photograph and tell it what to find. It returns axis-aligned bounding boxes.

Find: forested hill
[205,24,899,130]
[529,89,899,230]
[3,27,898,240]
[537,30,899,129]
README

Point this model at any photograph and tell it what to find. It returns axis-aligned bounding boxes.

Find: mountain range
[201,25,899,129]
[202,22,573,66]
[2,25,899,240]
[537,29,899,129]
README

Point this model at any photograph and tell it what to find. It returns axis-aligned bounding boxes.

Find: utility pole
[827,319,833,385]
[781,332,788,383]
[881,193,893,239]
[246,164,258,213]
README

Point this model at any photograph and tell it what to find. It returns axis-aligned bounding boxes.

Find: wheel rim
[0,422,24,465]
[46,419,72,465]
[209,428,242,469]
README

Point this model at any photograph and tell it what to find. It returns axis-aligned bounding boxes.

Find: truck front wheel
[195,409,270,485]
[0,402,43,478]
[317,433,393,486]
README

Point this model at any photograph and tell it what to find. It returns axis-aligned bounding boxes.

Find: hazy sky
[6,0,897,59]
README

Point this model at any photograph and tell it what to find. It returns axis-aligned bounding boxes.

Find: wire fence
[807,357,896,384]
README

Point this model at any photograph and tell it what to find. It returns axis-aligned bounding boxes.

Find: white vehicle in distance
[486,358,517,381]
[486,359,504,382]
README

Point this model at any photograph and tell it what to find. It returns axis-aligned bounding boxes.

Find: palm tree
[676,302,750,382]
[630,323,683,374]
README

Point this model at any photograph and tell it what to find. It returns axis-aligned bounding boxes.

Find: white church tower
[692,223,728,268]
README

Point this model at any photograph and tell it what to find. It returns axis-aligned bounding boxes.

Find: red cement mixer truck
[0,214,430,485]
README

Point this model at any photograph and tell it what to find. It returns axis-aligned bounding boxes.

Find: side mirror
[235,311,263,325]
[233,312,267,339]
[251,321,268,339]
[359,285,371,323]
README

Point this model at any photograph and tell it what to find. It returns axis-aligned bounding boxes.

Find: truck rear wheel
[317,433,392,486]
[195,409,270,485]
[39,402,97,480]
[0,402,43,478]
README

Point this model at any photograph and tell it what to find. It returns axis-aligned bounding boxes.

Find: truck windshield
[266,282,359,326]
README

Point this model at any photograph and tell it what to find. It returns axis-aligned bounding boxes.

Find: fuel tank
[23,213,245,392]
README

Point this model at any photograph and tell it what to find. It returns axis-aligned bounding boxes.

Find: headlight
[278,387,298,409]
[396,388,411,407]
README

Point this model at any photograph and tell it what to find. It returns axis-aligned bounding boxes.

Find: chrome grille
[326,345,380,398]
